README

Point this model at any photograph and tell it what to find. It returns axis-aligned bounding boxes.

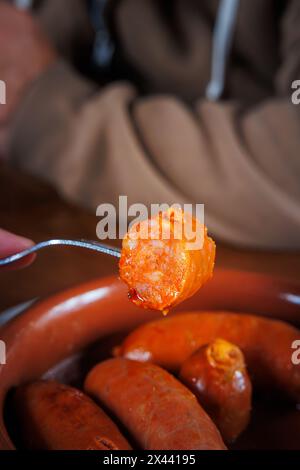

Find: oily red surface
[119,210,216,312]
[179,339,252,443]
[85,358,226,450]
[118,312,300,401]
[14,381,131,450]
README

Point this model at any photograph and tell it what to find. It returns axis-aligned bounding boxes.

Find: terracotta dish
[0,269,300,450]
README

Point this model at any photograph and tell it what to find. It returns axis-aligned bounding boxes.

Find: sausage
[179,339,252,443]
[84,358,226,450]
[119,208,215,313]
[116,312,300,401]
[14,381,132,450]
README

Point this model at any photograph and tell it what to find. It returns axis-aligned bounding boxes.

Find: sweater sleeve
[9,2,300,249]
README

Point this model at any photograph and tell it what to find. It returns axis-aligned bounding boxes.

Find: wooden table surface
[1,163,300,312]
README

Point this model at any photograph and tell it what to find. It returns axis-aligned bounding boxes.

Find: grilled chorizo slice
[119,208,215,313]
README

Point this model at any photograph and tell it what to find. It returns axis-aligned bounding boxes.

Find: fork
[0,239,121,267]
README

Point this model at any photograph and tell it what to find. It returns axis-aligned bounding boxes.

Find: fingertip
[0,229,36,271]
[0,229,34,251]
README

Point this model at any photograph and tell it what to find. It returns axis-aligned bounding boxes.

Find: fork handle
[0,239,121,267]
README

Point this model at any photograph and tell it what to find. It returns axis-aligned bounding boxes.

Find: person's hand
[0,2,57,157]
[0,228,36,271]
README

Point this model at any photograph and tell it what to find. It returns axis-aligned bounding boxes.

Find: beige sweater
[9,0,300,249]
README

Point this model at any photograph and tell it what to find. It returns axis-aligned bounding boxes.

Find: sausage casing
[14,381,132,450]
[85,358,226,450]
[116,312,300,401]
[180,339,252,443]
